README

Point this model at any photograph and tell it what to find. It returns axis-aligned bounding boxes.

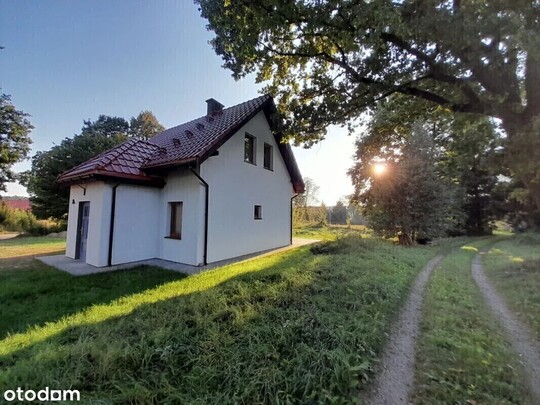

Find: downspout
[190,167,209,266]
[108,183,120,266]
[290,194,299,245]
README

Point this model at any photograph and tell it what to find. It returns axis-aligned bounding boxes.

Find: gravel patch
[472,252,540,402]
[367,254,445,405]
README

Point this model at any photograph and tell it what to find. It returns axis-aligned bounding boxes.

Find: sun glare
[373,163,387,176]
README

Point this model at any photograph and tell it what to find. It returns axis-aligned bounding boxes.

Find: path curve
[472,252,540,402]
[367,254,445,405]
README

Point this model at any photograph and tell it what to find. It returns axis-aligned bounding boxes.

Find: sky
[0,0,358,205]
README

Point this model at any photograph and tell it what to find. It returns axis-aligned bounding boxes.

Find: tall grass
[1,236,441,403]
[483,234,540,339]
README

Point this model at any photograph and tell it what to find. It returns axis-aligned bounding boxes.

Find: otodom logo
[3,387,80,402]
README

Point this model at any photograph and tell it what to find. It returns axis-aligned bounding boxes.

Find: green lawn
[1,233,443,403]
[483,234,540,339]
[413,238,529,404]
[0,263,187,339]
[0,236,66,271]
[0,236,66,259]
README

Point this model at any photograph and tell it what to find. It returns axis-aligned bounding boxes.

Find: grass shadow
[0,250,66,268]
[0,261,187,339]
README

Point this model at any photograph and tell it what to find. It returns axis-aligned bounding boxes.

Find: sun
[373,163,387,176]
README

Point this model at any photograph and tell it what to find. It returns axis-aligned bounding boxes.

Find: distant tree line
[292,178,366,227]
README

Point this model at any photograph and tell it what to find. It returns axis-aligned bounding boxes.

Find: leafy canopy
[0,94,33,192]
[350,95,506,235]
[129,111,165,140]
[355,122,458,243]
[196,0,539,143]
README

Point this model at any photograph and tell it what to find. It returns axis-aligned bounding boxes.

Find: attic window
[184,130,193,138]
[244,134,256,164]
[196,123,205,130]
[173,138,181,147]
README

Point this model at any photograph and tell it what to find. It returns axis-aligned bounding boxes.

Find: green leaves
[25,112,164,219]
[0,94,33,192]
[129,111,165,140]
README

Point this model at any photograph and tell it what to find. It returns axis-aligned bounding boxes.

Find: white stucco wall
[201,110,294,263]
[66,182,112,267]
[66,173,205,267]
[159,168,205,266]
[111,185,161,265]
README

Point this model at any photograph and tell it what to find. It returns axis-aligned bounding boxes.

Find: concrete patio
[37,238,320,276]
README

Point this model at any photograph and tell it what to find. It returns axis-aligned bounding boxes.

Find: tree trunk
[398,233,413,246]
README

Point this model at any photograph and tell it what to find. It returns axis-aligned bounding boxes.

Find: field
[1,229,538,403]
[1,229,441,403]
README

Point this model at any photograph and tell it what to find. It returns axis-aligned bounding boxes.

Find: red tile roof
[57,139,165,186]
[57,95,304,193]
[143,94,273,168]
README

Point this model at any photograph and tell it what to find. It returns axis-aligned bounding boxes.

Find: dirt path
[472,252,540,402]
[0,232,19,240]
[367,254,445,405]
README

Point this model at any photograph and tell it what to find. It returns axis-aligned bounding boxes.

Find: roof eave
[57,170,166,188]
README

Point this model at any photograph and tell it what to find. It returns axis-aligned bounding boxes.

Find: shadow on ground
[0,261,187,339]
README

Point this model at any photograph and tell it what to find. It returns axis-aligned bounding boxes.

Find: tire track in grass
[472,252,540,402]
[367,254,444,405]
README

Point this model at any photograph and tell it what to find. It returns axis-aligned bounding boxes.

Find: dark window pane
[169,202,182,239]
[264,143,273,170]
[244,134,255,164]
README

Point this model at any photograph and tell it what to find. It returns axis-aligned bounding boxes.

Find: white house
[57,95,304,267]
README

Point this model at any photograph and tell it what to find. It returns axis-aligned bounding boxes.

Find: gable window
[254,205,262,220]
[244,134,256,164]
[168,202,183,239]
[263,143,273,170]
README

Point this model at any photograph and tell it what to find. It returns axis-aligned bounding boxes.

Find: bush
[0,202,66,235]
[25,220,66,236]
[0,202,37,232]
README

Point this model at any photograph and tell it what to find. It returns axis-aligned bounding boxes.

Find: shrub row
[0,203,66,235]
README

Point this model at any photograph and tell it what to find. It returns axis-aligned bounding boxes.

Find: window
[168,202,183,239]
[254,205,262,220]
[263,143,273,170]
[244,134,256,164]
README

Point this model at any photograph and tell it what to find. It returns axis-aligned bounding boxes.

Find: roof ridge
[149,94,271,142]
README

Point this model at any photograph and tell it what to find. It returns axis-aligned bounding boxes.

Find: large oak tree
[196,0,540,209]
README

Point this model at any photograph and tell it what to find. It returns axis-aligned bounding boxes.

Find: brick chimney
[206,98,224,115]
